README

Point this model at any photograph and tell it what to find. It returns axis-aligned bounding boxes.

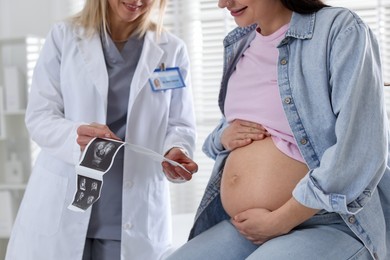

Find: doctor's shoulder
[34,22,75,60]
[42,20,82,48]
[157,29,188,53]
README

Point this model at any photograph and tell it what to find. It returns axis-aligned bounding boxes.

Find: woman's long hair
[281,0,329,13]
[70,0,167,39]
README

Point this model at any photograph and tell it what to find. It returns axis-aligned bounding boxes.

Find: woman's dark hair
[281,0,329,14]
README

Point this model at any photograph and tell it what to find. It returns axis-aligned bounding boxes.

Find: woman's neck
[256,6,292,36]
[110,27,134,43]
[108,16,137,42]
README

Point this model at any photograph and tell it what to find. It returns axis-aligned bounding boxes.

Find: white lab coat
[5,21,196,260]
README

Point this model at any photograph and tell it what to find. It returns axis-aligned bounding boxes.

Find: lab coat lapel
[129,31,166,107]
[76,32,109,103]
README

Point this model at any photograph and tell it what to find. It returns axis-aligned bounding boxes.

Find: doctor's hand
[77,123,121,151]
[221,119,269,151]
[162,148,198,182]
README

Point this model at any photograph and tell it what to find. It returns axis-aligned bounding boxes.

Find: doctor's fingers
[174,165,193,180]
[77,124,119,139]
[162,161,192,181]
[76,124,119,150]
[183,160,198,174]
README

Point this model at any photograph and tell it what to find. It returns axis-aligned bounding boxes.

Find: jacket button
[373,253,379,259]
[348,216,356,224]
[284,97,292,104]
[300,138,308,145]
[280,59,288,65]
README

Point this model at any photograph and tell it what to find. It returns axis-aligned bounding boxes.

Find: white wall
[0,0,70,39]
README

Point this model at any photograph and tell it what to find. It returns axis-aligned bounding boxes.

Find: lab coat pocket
[19,165,68,236]
[147,179,170,244]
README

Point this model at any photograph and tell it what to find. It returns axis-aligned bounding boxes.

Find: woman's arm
[162,41,197,158]
[293,17,388,215]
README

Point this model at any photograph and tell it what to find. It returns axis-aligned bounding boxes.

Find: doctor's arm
[25,23,84,165]
[161,43,198,182]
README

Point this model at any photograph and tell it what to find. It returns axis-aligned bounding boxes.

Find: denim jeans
[166,213,372,260]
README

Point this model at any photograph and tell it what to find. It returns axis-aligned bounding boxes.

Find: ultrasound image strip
[71,175,103,211]
[79,138,125,172]
[69,138,125,212]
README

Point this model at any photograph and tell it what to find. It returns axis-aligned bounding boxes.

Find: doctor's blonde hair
[70,0,166,39]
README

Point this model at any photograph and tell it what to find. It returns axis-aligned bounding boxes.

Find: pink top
[225,24,305,163]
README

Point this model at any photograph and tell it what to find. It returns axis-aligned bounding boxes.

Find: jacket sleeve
[163,41,197,158]
[293,16,388,214]
[25,22,83,166]
[202,117,229,160]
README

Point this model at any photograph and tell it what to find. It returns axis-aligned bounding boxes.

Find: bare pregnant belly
[221,137,309,217]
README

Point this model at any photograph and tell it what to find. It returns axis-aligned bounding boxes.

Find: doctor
[5,0,197,259]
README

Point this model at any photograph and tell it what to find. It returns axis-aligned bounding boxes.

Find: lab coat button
[123,223,133,230]
[124,181,133,188]
[348,216,356,224]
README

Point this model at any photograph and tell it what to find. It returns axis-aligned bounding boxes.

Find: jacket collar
[286,12,315,40]
[223,11,316,47]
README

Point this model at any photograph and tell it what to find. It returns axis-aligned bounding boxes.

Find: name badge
[149,67,185,91]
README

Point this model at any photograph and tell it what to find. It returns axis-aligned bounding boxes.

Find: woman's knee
[246,226,371,260]
[166,220,256,260]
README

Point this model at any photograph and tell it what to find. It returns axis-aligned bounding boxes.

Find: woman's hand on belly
[221,119,270,151]
[231,198,319,245]
[231,207,283,245]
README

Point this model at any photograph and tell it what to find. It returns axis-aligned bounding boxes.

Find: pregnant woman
[166,0,390,259]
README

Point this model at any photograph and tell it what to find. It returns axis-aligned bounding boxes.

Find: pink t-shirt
[225,24,305,163]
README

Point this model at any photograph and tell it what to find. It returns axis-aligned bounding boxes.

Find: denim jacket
[189,7,390,260]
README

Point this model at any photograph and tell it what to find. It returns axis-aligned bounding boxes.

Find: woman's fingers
[237,120,269,136]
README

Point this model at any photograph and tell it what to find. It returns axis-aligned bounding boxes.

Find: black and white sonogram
[79,138,124,172]
[71,175,103,211]
[69,138,125,212]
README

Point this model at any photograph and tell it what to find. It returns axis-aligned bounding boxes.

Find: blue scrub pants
[166,213,372,260]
